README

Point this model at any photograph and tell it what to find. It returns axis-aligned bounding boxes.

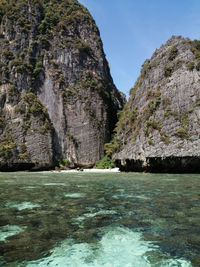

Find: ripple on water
[5,201,40,210]
[64,193,86,198]
[76,184,89,188]
[135,195,151,200]
[26,226,191,267]
[43,183,68,186]
[0,225,24,242]
[112,193,133,199]
[112,193,150,200]
[23,186,37,190]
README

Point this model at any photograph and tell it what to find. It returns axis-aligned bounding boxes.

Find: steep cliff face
[112,36,200,172]
[0,0,124,170]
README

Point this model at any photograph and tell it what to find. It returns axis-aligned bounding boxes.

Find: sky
[79,0,200,98]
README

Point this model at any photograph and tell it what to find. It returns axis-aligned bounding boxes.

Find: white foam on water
[86,207,96,212]
[0,225,24,242]
[26,226,192,267]
[112,192,150,200]
[23,186,37,189]
[76,184,89,188]
[112,193,133,199]
[84,210,117,218]
[5,201,40,210]
[135,195,151,200]
[64,193,86,198]
[72,210,117,224]
[43,183,68,186]
[116,189,125,192]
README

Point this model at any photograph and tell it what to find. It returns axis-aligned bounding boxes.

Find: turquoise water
[0,172,200,266]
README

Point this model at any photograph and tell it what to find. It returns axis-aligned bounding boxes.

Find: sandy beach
[52,168,120,173]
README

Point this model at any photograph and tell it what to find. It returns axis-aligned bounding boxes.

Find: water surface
[0,172,200,266]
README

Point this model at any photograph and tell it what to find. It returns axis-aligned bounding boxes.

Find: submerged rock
[112,36,200,172]
[0,0,125,170]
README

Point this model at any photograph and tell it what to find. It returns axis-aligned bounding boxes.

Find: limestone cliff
[112,36,200,172]
[0,0,124,170]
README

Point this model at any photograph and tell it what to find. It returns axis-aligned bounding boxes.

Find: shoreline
[51,168,120,173]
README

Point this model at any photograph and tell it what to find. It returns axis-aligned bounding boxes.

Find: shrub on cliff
[59,159,71,169]
[94,155,115,169]
[168,45,178,61]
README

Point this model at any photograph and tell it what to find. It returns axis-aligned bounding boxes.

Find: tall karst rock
[111,36,200,172]
[0,0,125,170]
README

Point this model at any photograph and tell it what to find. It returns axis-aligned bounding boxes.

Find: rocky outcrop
[112,36,200,172]
[0,0,124,170]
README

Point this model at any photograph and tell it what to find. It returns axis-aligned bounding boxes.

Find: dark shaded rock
[0,0,125,170]
[112,35,200,172]
[116,157,200,173]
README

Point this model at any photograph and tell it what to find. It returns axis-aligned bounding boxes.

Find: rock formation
[111,36,200,172]
[0,0,124,170]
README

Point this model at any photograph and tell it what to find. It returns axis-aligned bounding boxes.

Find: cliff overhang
[115,156,200,173]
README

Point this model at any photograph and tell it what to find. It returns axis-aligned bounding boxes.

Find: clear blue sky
[79,0,200,98]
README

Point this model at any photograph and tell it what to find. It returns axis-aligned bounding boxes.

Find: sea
[0,171,199,266]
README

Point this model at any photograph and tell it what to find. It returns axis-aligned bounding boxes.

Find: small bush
[168,46,178,61]
[19,152,29,160]
[174,128,188,139]
[94,155,115,169]
[148,99,160,115]
[0,137,16,160]
[161,135,170,145]
[175,59,183,69]
[59,158,70,169]
[104,140,121,156]
[23,93,46,116]
[7,85,17,96]
[164,108,178,118]
[40,120,52,134]
[196,61,200,71]
[162,97,171,109]
[3,50,14,60]
[22,120,31,133]
[147,119,161,130]
[15,106,24,114]
[164,64,173,77]
[180,112,189,129]
[76,39,92,55]
[131,132,137,143]
[144,119,162,136]
[186,62,195,71]
[148,139,154,146]
[10,58,32,74]
[32,59,44,79]
[193,40,200,50]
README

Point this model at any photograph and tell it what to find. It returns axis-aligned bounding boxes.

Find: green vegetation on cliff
[107,36,200,170]
[94,155,115,169]
[0,0,92,28]
[0,0,96,88]
[0,0,124,170]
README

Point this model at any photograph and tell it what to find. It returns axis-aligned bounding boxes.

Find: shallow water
[0,172,200,266]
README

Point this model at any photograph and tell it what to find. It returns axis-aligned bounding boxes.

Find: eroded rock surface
[112,36,200,172]
[0,0,124,170]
